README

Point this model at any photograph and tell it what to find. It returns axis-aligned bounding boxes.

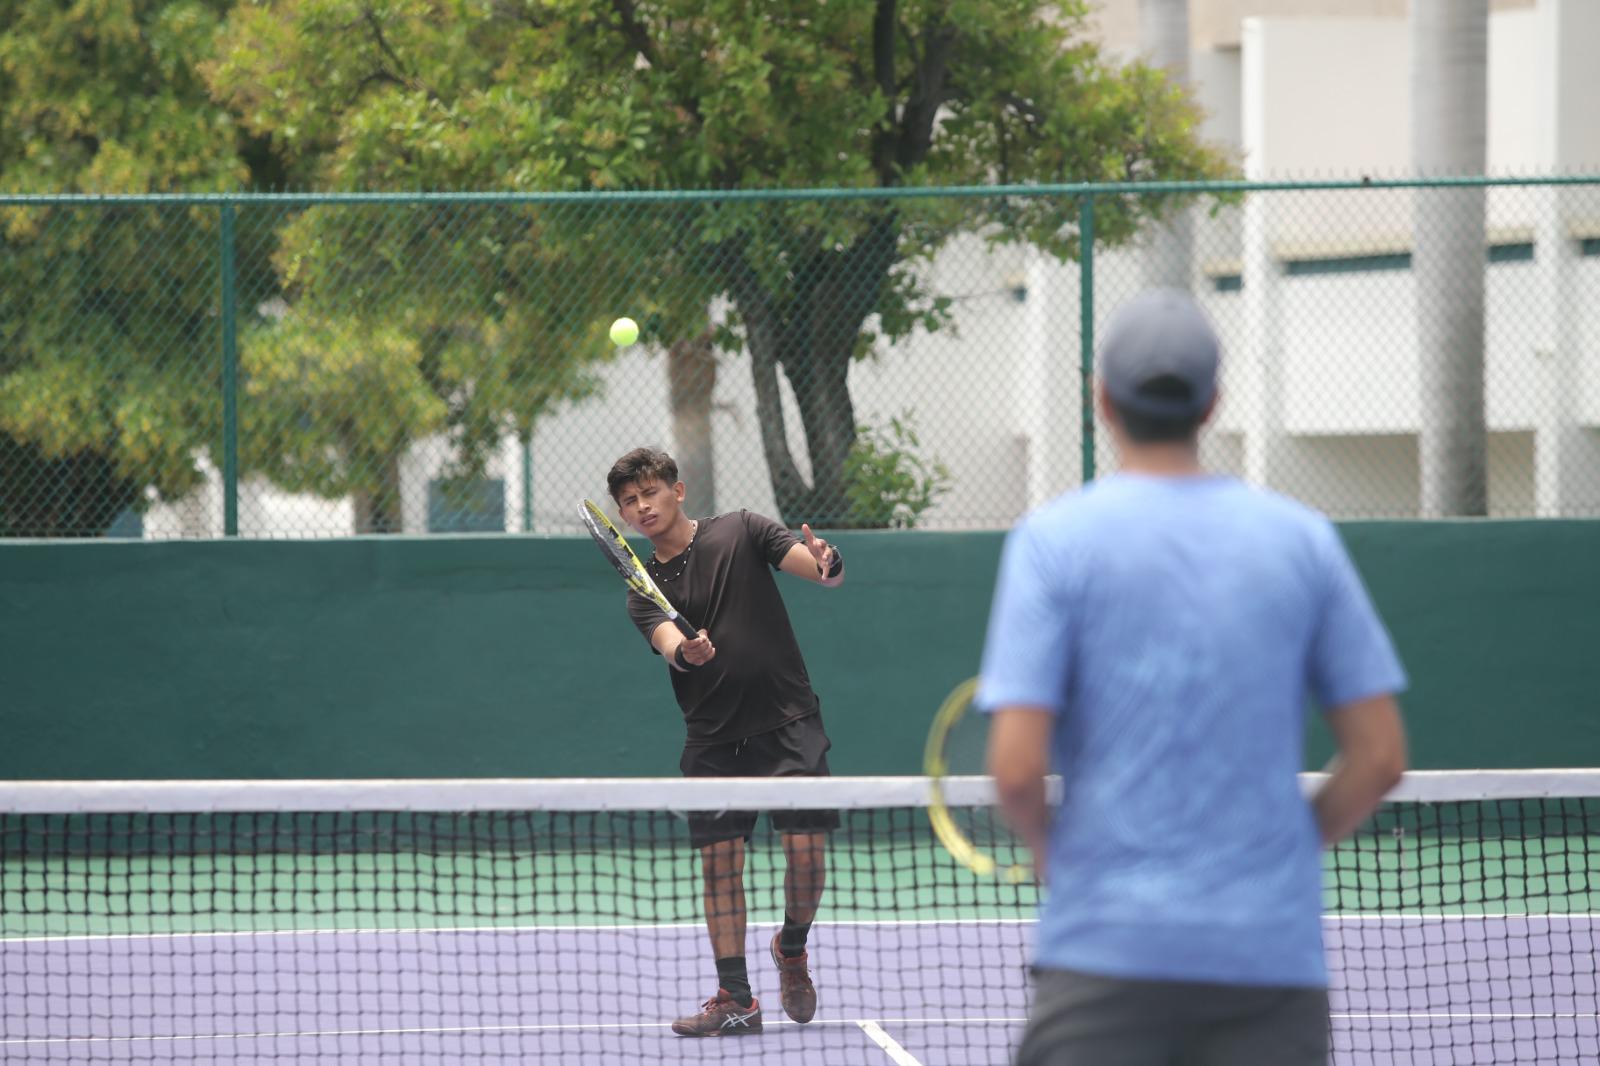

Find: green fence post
[521,431,534,533]
[220,202,239,536]
[1078,194,1096,485]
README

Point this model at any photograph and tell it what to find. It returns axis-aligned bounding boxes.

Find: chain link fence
[3,178,1598,539]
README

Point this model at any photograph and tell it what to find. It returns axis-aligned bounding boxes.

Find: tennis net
[0,772,1596,1064]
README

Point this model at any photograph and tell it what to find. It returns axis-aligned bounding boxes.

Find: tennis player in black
[606,447,845,1038]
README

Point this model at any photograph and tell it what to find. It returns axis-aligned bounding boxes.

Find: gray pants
[1017,969,1329,1066]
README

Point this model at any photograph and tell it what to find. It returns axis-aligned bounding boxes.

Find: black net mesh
[1,777,1595,1063]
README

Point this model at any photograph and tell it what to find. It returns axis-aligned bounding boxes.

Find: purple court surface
[3,916,1596,1064]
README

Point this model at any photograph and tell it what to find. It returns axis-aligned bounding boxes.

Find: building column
[1140,0,1195,292]
[1533,0,1600,516]
[1239,19,1284,491]
[1017,249,1077,509]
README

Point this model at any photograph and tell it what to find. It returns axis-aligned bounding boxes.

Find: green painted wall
[2,522,1595,780]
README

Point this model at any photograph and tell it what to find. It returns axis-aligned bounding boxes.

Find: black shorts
[1018,968,1329,1066]
[679,713,842,849]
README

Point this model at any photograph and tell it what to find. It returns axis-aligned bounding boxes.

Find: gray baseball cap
[1098,288,1220,419]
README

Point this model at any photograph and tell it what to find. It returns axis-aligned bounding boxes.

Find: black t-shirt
[627,510,820,745]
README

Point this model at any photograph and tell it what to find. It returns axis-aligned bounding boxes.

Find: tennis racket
[924,676,1034,883]
[578,498,699,639]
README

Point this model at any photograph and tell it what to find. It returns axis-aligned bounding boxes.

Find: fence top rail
[4,173,1600,208]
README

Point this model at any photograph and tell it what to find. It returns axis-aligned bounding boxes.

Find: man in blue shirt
[980,289,1409,1065]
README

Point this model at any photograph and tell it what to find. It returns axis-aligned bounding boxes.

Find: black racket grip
[671,614,700,640]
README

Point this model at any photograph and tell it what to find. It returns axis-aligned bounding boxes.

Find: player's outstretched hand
[680,629,716,666]
[801,523,834,577]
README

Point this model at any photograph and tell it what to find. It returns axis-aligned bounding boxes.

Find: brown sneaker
[769,933,817,1023]
[669,989,763,1037]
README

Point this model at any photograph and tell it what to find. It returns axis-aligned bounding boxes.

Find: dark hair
[1111,374,1204,444]
[607,447,679,500]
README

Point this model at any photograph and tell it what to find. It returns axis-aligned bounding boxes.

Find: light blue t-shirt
[977,474,1406,988]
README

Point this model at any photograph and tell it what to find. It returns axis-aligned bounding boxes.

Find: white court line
[10,1012,1599,1049]
[857,1020,924,1066]
[0,1016,1027,1048]
[0,917,1035,946]
[1334,1012,1600,1020]
[9,912,1599,946]
[1325,914,1600,922]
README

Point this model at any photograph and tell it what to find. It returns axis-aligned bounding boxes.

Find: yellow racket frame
[923,676,1032,884]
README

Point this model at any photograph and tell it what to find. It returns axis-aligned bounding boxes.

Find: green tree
[204,3,715,530]
[230,200,631,532]
[0,0,286,535]
[0,0,620,537]
[208,0,1230,526]
[845,412,952,529]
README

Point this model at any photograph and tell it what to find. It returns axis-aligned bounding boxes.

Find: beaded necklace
[650,519,699,583]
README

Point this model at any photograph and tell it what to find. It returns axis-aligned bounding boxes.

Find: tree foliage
[0,0,261,534]
[845,412,952,529]
[207,0,1232,524]
[0,0,1230,535]
[232,200,625,530]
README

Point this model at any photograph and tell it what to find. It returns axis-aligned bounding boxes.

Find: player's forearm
[651,622,693,671]
[993,773,1051,879]
[986,707,1055,882]
[780,536,844,586]
[1314,694,1407,845]
[1313,754,1405,844]
[651,625,683,660]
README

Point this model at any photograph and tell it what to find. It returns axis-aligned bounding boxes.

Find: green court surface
[5,831,1595,940]
[0,838,1036,938]
[1322,831,1600,913]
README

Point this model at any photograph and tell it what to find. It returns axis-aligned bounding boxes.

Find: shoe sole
[672,1003,764,1037]
[671,1023,764,1037]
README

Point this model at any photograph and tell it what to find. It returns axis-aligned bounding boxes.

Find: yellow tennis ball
[609,317,639,346]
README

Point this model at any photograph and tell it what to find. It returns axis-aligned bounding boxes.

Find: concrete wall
[1087,0,1534,55]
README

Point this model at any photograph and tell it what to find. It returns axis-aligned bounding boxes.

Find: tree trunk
[730,256,816,524]
[668,326,718,516]
[1413,0,1488,517]
[726,213,898,526]
[1141,0,1194,291]
[781,336,858,524]
[0,434,141,537]
[740,310,856,526]
[741,322,856,526]
[352,451,404,533]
